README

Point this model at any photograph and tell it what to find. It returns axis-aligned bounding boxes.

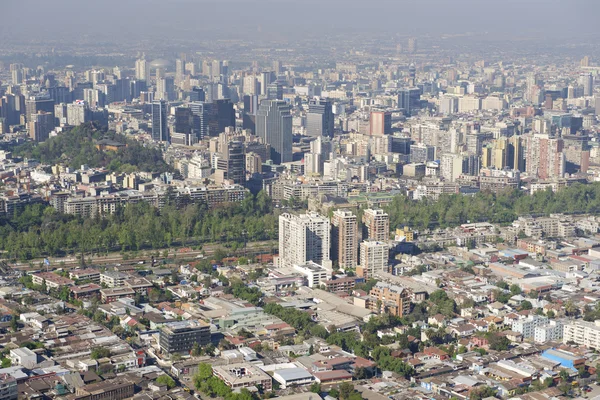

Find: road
[7,240,277,271]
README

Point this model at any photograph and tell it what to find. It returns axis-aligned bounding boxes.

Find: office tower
[407,37,417,53]
[278,212,330,269]
[175,59,185,86]
[211,60,222,81]
[135,58,148,81]
[358,240,389,279]
[409,143,435,163]
[28,112,55,142]
[369,111,392,135]
[151,100,169,142]
[114,78,132,103]
[259,72,273,95]
[216,140,246,185]
[362,209,390,242]
[273,60,283,75]
[243,75,259,95]
[580,73,594,97]
[185,61,197,76]
[156,77,175,101]
[266,83,283,100]
[174,106,192,134]
[526,135,565,180]
[492,137,508,169]
[581,56,590,67]
[243,94,259,133]
[188,87,205,102]
[66,101,89,126]
[130,80,148,99]
[507,136,524,171]
[190,102,209,140]
[331,210,358,269]
[256,99,292,164]
[466,133,484,155]
[209,99,235,137]
[10,63,24,85]
[25,97,55,123]
[307,98,334,138]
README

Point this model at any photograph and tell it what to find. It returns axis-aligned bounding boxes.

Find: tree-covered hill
[14,123,172,174]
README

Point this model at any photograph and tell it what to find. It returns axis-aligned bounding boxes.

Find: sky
[2,0,599,44]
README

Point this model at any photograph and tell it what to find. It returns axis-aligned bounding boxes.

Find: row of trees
[0,191,277,260]
[386,183,600,230]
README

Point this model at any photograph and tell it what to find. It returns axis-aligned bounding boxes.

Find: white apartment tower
[278,212,331,269]
[358,240,389,279]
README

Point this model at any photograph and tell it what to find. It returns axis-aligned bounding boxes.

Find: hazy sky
[2,0,599,43]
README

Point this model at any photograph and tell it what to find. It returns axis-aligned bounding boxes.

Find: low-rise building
[213,363,272,391]
[100,287,135,303]
[31,272,74,291]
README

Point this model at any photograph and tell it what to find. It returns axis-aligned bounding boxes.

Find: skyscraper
[151,100,169,142]
[306,98,334,138]
[256,100,293,164]
[369,111,392,136]
[210,99,235,137]
[10,63,24,85]
[190,102,210,140]
[28,112,55,142]
[278,212,330,269]
[135,58,148,81]
[174,106,192,134]
[580,73,594,97]
[331,210,358,269]
[362,209,390,242]
[216,140,246,186]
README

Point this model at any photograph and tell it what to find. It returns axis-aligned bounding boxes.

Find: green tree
[509,284,521,295]
[310,382,321,394]
[156,375,176,389]
[90,347,111,359]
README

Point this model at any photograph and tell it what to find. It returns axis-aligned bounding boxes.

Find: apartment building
[331,210,358,269]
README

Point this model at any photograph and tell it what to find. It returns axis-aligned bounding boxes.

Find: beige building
[331,210,358,269]
[357,240,389,279]
[362,208,389,242]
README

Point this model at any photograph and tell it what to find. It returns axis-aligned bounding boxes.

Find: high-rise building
[363,209,390,242]
[216,140,246,186]
[278,212,330,269]
[156,77,175,101]
[369,111,392,136]
[174,106,192,134]
[151,100,169,142]
[66,101,89,126]
[10,63,24,85]
[580,73,594,97]
[135,58,148,81]
[190,102,209,140]
[266,83,283,100]
[525,134,565,180]
[28,112,55,142]
[307,98,335,138]
[25,97,55,123]
[410,143,435,163]
[407,37,417,53]
[508,135,525,171]
[331,210,358,269]
[256,100,292,164]
[358,240,389,279]
[440,153,465,182]
[209,99,235,137]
